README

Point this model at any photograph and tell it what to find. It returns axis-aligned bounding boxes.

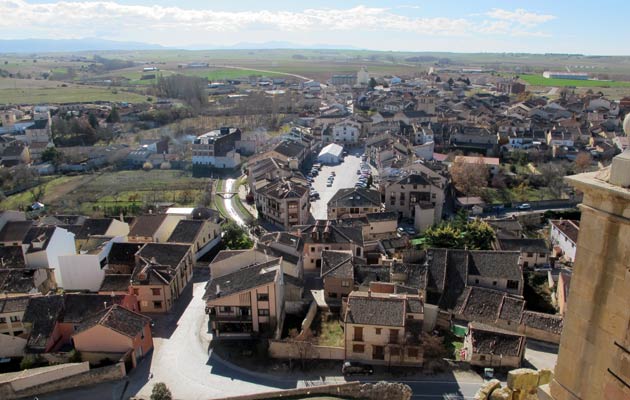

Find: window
[341,280,350,288]
[375,328,381,335]
[151,288,161,296]
[539,253,546,258]
[257,293,269,301]
[389,329,399,344]
[507,280,519,290]
[527,252,534,257]
[258,309,270,316]
[353,344,365,353]
[9,315,20,323]
[408,348,419,358]
[329,293,337,298]
[353,326,363,341]
[13,330,23,336]
[479,355,486,361]
[475,279,479,284]
[390,347,400,356]
[310,247,315,252]
[0,317,5,323]
[492,281,497,286]
[153,301,163,309]
[220,306,232,313]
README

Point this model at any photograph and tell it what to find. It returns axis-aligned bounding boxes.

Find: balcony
[210,313,253,322]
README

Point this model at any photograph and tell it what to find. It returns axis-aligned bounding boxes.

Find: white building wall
[58,254,104,292]
[106,219,130,237]
[154,215,185,243]
[550,225,577,262]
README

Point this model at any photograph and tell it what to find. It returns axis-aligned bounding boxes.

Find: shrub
[142,162,153,171]
[151,382,173,400]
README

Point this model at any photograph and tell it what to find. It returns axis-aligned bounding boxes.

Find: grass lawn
[213,179,229,219]
[0,175,85,211]
[314,316,344,347]
[520,74,630,88]
[0,86,151,104]
[484,186,557,204]
[443,330,465,361]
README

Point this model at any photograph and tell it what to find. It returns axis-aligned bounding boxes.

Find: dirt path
[43,174,98,204]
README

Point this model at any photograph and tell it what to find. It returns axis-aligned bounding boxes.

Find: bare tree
[538,162,568,198]
[450,156,489,198]
[288,328,315,370]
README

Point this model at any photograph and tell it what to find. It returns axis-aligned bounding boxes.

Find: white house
[58,236,126,291]
[317,143,344,165]
[328,119,361,144]
[23,226,77,287]
[550,220,579,263]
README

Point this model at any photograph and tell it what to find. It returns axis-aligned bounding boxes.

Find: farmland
[0,85,151,105]
[0,170,210,215]
[520,74,630,88]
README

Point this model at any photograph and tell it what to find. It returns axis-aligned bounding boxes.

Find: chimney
[368,289,372,298]
[216,284,221,298]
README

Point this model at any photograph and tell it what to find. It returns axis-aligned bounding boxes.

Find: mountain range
[0,38,360,53]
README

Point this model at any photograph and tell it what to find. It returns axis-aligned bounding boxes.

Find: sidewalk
[237,177,258,219]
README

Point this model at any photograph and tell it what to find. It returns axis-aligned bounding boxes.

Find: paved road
[218,64,312,82]
[224,178,247,227]
[39,271,498,400]
[524,340,559,371]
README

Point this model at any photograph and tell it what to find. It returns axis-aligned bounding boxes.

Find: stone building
[543,145,630,398]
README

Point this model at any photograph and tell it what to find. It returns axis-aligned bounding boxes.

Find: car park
[342,361,373,376]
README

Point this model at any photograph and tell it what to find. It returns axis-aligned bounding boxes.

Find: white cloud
[0,1,554,45]
[486,8,556,27]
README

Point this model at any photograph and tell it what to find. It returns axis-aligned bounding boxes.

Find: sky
[1,0,629,55]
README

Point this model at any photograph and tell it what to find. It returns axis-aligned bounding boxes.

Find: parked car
[517,203,532,210]
[404,227,417,235]
[342,361,373,376]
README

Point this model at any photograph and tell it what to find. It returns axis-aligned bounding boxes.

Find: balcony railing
[210,314,253,322]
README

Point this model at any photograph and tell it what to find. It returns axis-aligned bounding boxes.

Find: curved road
[224,178,247,227]
[218,64,312,82]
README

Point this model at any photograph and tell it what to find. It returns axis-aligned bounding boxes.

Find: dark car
[342,361,374,376]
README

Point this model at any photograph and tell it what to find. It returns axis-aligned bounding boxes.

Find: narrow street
[223,178,247,227]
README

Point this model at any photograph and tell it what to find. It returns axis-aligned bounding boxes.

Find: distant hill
[0,38,165,53]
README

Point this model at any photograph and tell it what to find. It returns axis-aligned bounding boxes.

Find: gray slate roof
[345,295,406,327]
[167,220,204,244]
[327,188,381,209]
[203,259,281,301]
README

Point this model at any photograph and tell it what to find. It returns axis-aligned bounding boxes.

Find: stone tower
[547,116,630,400]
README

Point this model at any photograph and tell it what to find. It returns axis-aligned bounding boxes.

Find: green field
[0,86,151,104]
[520,74,630,88]
[0,170,210,215]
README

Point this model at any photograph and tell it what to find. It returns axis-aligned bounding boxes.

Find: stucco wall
[2,362,89,392]
[58,254,104,292]
[73,324,133,353]
[1,362,125,400]
[268,340,344,360]
[0,333,26,357]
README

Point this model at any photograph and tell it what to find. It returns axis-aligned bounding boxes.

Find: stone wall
[268,339,345,360]
[474,368,553,400]
[212,381,413,400]
[0,362,125,399]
